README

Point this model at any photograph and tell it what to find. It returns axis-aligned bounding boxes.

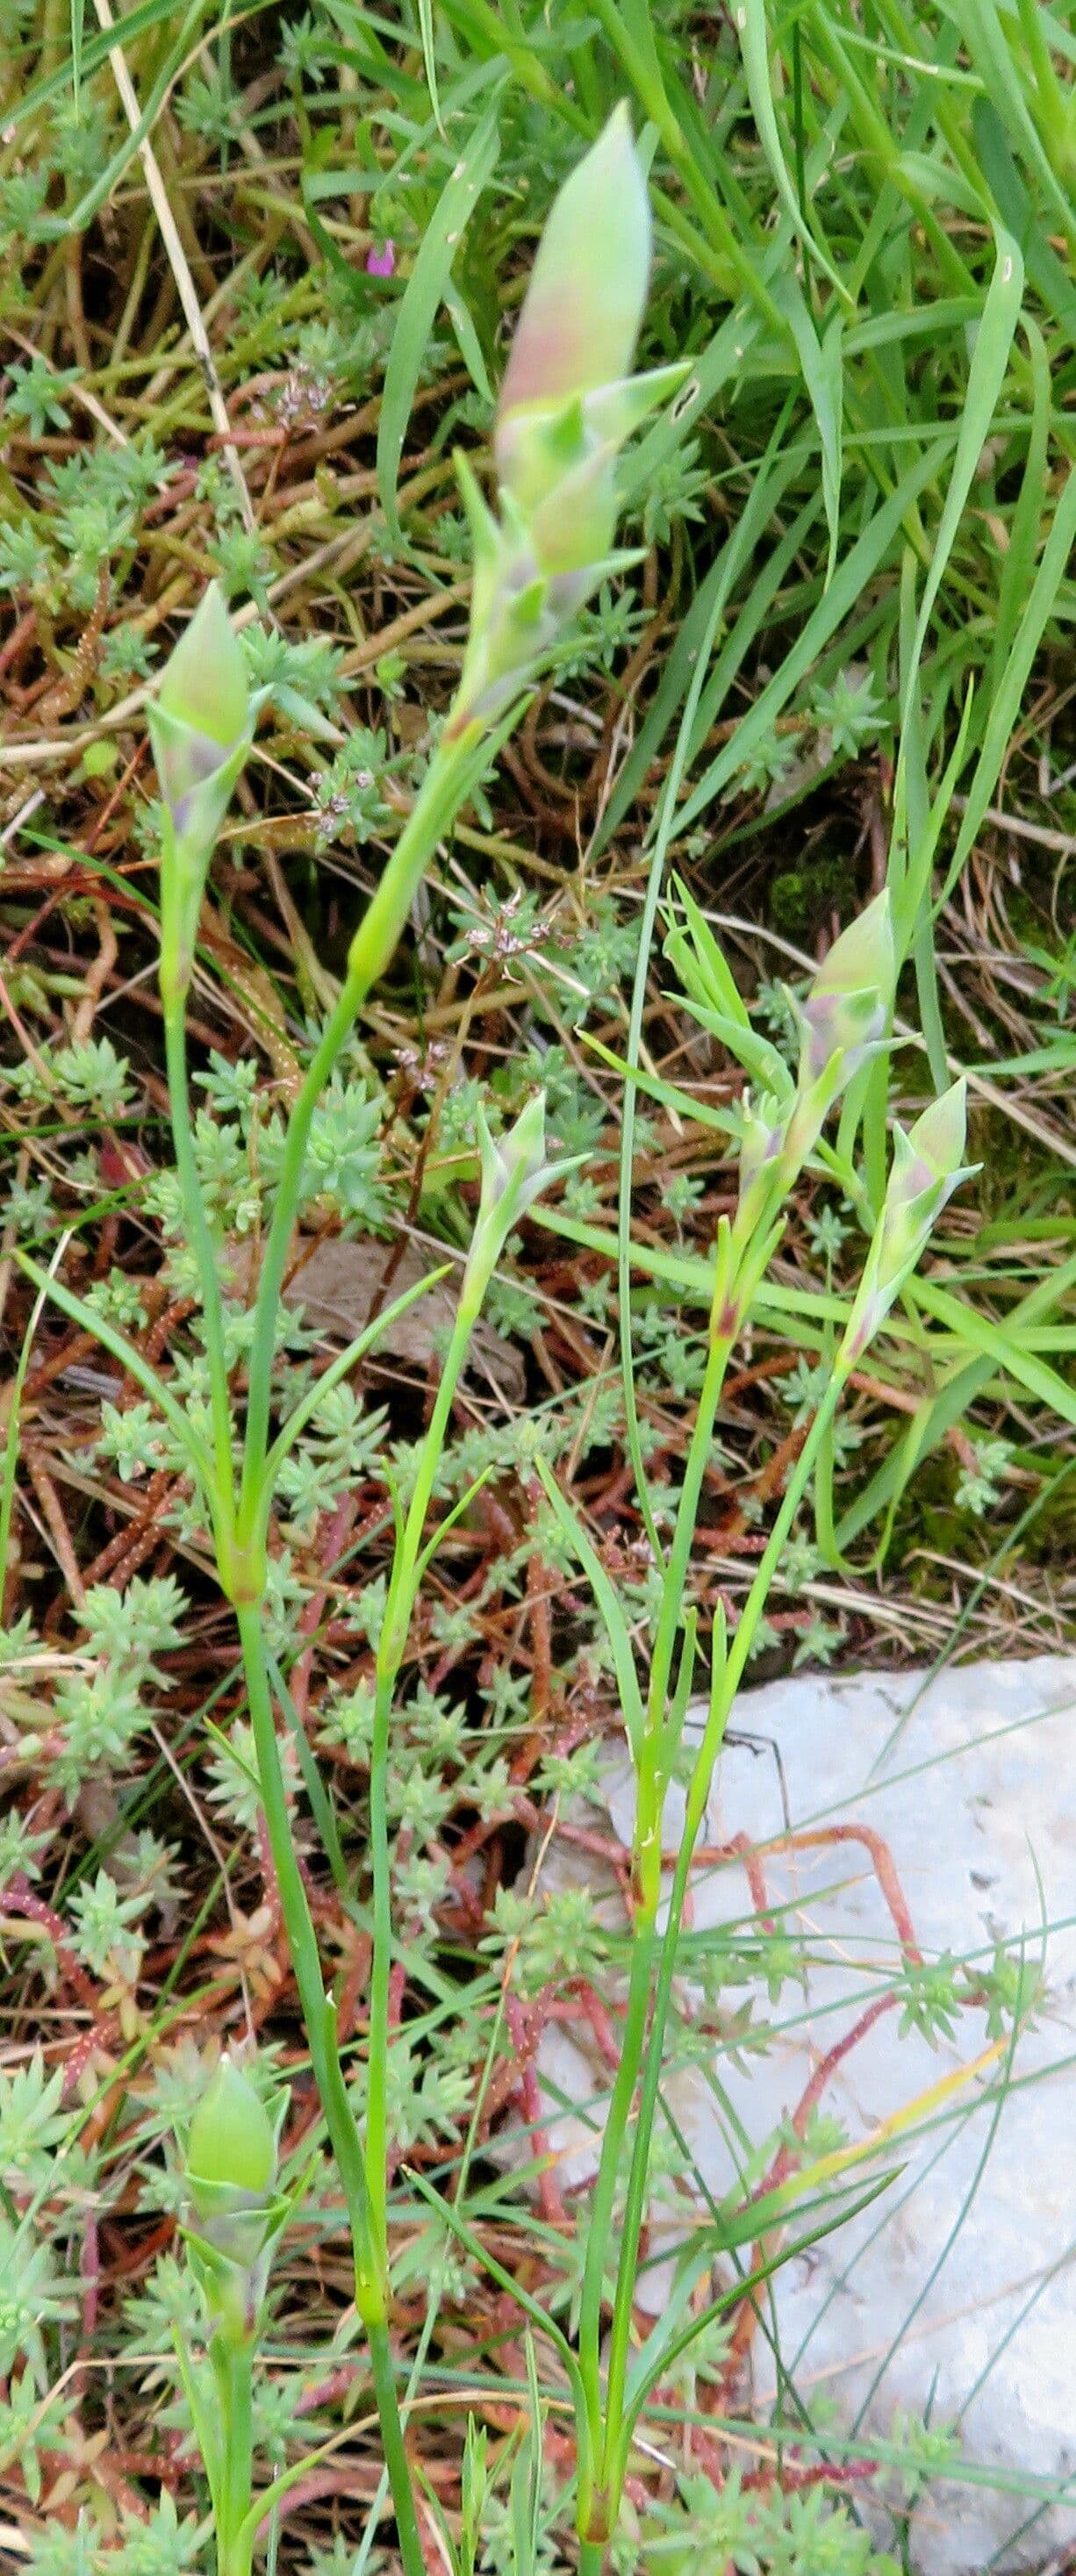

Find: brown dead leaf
[223,1233,526,1402]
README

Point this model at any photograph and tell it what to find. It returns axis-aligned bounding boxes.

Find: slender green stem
[365,1662,394,2284]
[721,1364,850,1717]
[593,1368,851,2532]
[346,729,480,995]
[173,2325,221,2501]
[233,1604,427,2576]
[234,1607,374,2258]
[645,1335,731,1736]
[368,2318,422,2565]
[635,1331,733,1917]
[381,1297,477,1668]
[575,1925,655,2491]
[367,1298,477,2238]
[238,730,483,1564]
[1015,0,1067,154]
[163,1002,236,1509]
[237,966,366,1546]
[195,725,488,2576]
[213,2337,255,2576]
[618,589,728,1573]
[576,1329,731,2535]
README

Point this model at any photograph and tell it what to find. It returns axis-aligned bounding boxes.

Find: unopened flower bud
[880,1080,970,1252]
[496,106,650,431]
[448,111,686,738]
[799,891,895,1087]
[477,1092,549,1209]
[187,2055,276,2211]
[845,1080,975,1357]
[464,1094,579,1304]
[183,2055,282,2341]
[734,1089,791,1237]
[149,585,253,842]
[149,586,262,1004]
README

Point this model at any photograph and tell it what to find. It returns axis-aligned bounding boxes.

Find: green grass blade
[617,582,727,1564]
[949,0,1076,252]
[377,90,502,538]
[988,312,1051,702]
[972,96,1076,351]
[735,0,850,300]
[417,0,443,131]
[915,1276,1076,1434]
[893,219,1024,779]
[71,0,83,112]
[531,1456,646,1757]
[595,436,812,853]
[0,1249,62,1620]
[54,0,208,238]
[937,461,1076,910]
[17,1250,214,1491]
[772,275,844,581]
[674,440,949,841]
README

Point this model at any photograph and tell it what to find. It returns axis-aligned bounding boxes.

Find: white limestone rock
[526,1658,1076,2573]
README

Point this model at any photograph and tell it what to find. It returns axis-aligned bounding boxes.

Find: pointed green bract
[476,1092,550,1217]
[727,894,897,1247]
[846,1080,976,1356]
[878,1079,974,1266]
[463,1094,583,1306]
[183,2053,287,2348]
[150,584,254,839]
[149,585,265,1002]
[187,2055,276,2208]
[799,889,895,1085]
[157,582,250,750]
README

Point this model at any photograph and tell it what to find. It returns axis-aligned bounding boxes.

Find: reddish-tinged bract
[495,105,650,431]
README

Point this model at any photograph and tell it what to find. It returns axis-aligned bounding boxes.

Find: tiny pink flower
[366,239,395,278]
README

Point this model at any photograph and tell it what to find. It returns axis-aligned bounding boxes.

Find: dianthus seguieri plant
[22,107,973,2576]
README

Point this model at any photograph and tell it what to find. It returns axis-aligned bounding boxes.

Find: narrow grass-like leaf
[9,0,220,127]
[406,2163,584,2387]
[442,276,493,399]
[0,1249,61,1618]
[907,680,977,1090]
[625,2168,898,2415]
[269,1653,351,1903]
[377,93,501,537]
[988,313,1051,703]
[532,1455,646,1757]
[972,97,1076,352]
[265,1270,452,1487]
[915,1275,1076,1433]
[891,222,1024,855]
[735,0,849,298]
[673,440,949,841]
[47,0,207,237]
[17,1250,213,1491]
[596,435,811,850]
[417,0,443,132]
[938,463,1076,908]
[618,580,727,1562]
[947,0,1076,251]
[70,0,84,112]
[772,275,844,580]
